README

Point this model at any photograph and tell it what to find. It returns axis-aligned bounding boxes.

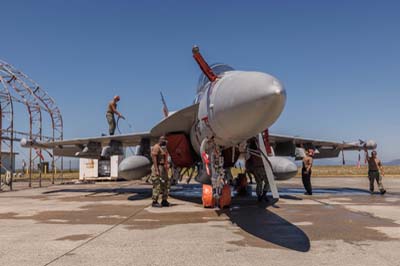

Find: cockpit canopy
[196,63,234,94]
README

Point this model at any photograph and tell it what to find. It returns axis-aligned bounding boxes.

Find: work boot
[161,200,170,207]
[152,201,161,208]
[257,195,263,202]
[380,189,386,195]
[263,195,270,203]
[261,191,268,202]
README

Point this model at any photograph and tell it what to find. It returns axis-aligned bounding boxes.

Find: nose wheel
[202,184,231,208]
[200,137,231,208]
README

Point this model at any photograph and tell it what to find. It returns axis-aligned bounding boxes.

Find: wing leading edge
[20,103,199,158]
[269,133,377,159]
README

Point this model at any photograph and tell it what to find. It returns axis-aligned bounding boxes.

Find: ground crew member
[151,136,170,207]
[365,148,386,195]
[246,138,270,202]
[21,160,26,176]
[106,95,124,135]
[302,149,314,195]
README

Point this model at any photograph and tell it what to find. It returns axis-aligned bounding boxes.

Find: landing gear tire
[202,184,215,208]
[202,184,231,209]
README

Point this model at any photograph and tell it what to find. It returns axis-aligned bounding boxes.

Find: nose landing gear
[200,137,232,208]
[202,184,231,209]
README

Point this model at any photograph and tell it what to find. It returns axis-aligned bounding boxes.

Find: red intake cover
[166,134,194,168]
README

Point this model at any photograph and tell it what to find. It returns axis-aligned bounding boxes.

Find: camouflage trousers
[252,167,270,197]
[106,112,116,135]
[368,170,385,193]
[151,165,170,202]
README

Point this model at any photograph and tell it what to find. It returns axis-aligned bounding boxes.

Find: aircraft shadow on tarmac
[169,185,310,252]
[278,187,373,195]
[42,183,389,253]
[220,204,310,252]
[44,184,311,252]
[172,192,310,252]
[43,187,153,200]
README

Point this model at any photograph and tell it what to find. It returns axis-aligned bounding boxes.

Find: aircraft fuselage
[190,68,286,154]
[119,64,297,182]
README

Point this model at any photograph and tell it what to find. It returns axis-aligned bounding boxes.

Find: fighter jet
[21,46,377,205]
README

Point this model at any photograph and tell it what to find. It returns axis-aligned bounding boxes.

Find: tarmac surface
[1,177,400,266]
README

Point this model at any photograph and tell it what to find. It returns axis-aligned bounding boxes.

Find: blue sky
[2,0,400,164]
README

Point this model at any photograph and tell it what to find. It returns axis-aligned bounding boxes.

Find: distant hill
[384,159,400,166]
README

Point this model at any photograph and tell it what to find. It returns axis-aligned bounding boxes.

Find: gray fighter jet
[21,46,376,202]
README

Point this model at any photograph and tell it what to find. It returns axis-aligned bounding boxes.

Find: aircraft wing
[21,132,152,148]
[269,133,377,159]
[21,132,154,158]
[20,103,199,158]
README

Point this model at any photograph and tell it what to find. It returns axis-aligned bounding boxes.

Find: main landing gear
[199,132,280,208]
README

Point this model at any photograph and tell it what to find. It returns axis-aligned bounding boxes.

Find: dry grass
[303,165,400,177]
[9,165,400,182]
[232,165,400,177]
[10,171,79,181]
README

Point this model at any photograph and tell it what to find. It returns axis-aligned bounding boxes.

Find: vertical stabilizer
[160,91,169,118]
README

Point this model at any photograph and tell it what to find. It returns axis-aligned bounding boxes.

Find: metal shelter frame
[0,60,63,189]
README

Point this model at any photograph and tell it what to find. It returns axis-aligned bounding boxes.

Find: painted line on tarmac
[43,203,150,266]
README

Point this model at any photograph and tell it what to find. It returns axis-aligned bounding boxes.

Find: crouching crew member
[302,149,314,195]
[246,138,270,202]
[151,136,171,207]
[365,148,386,195]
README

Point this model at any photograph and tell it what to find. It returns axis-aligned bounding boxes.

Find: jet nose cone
[271,78,286,97]
[243,72,286,110]
[209,71,286,145]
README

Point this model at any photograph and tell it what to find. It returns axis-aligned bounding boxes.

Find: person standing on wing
[106,95,124,135]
